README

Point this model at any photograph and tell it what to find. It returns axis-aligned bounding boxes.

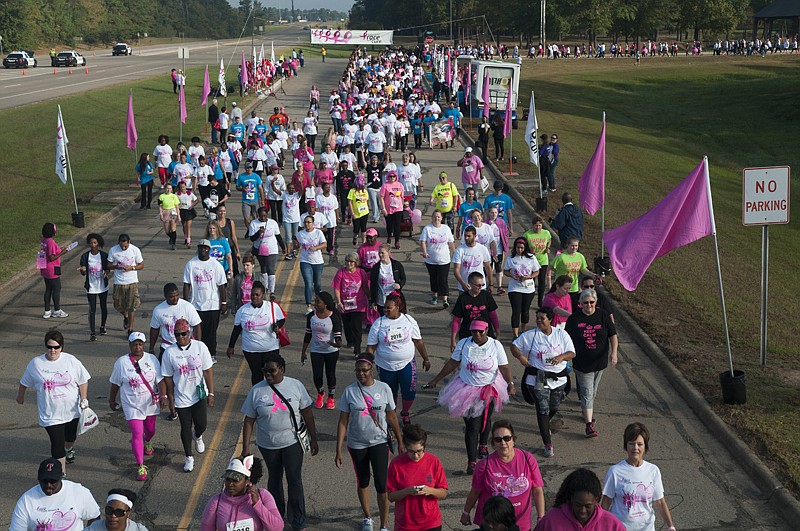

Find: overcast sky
[228,0,355,13]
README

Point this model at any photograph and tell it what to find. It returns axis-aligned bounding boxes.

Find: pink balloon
[411,209,422,225]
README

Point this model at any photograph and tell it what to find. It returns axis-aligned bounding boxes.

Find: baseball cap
[174,318,191,333]
[197,239,211,248]
[307,200,317,207]
[365,228,378,237]
[270,164,280,170]
[469,320,489,331]
[465,147,473,153]
[128,331,146,343]
[38,458,63,482]
[232,102,237,106]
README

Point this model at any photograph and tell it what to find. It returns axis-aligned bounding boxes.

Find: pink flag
[578,116,605,216]
[125,90,138,151]
[503,84,512,137]
[445,56,451,85]
[179,85,187,124]
[603,159,713,291]
[241,51,249,87]
[201,65,210,106]
[466,63,471,99]
[482,71,490,119]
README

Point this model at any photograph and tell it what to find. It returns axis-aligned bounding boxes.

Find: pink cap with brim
[365,228,378,236]
[469,320,489,331]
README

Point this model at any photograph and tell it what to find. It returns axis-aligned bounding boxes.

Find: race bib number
[357,203,369,215]
[343,297,358,311]
[523,278,536,288]
[387,327,404,344]
[440,197,450,209]
[226,518,255,531]
[465,164,474,173]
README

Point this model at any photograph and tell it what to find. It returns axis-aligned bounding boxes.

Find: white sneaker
[43,310,52,319]
[51,309,69,318]
[183,456,195,472]
[361,518,373,531]
[194,433,205,454]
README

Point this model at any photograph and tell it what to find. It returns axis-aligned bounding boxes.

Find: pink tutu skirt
[437,376,509,419]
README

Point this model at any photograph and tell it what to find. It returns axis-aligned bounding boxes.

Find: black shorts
[180,208,197,222]
[493,253,504,273]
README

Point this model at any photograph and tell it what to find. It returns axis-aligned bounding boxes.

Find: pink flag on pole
[125,90,138,151]
[241,51,249,87]
[503,84,512,137]
[482,71,491,119]
[603,159,713,291]
[578,115,605,216]
[179,85,187,124]
[201,65,210,106]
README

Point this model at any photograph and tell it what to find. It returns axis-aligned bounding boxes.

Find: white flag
[218,58,226,97]
[523,91,539,167]
[56,106,68,184]
[259,44,264,64]
[270,42,275,64]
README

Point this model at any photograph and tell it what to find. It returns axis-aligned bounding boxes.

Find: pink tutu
[437,376,509,419]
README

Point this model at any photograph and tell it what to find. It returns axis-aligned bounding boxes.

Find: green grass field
[493,53,800,493]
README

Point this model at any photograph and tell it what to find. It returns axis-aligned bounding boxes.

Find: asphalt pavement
[0,55,793,531]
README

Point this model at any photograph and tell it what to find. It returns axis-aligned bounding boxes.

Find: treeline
[349,0,776,44]
[0,0,244,50]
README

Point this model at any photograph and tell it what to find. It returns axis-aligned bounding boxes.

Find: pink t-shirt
[472,449,544,531]
[358,243,381,272]
[40,238,61,279]
[542,292,572,327]
[380,182,405,214]
[240,275,254,305]
[460,156,485,185]
[332,268,370,313]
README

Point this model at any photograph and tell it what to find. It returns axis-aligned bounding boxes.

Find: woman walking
[39,222,72,319]
[158,184,181,250]
[332,253,371,357]
[504,237,541,339]
[79,233,109,341]
[297,215,328,314]
[135,153,155,209]
[301,292,343,409]
[420,210,455,308]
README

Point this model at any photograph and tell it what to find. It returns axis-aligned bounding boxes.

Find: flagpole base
[71,211,85,228]
[503,172,519,176]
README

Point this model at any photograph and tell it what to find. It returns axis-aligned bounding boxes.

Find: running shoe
[123,316,129,329]
[543,444,554,457]
[315,392,325,409]
[466,461,476,475]
[478,444,489,459]
[136,464,148,481]
[90,334,97,342]
[442,300,449,309]
[326,396,336,410]
[184,456,195,472]
[401,412,411,426]
[166,411,178,421]
[144,441,154,456]
[193,433,205,454]
[361,517,373,531]
[428,297,438,305]
[585,422,598,438]
[65,448,75,464]
[99,326,107,336]
[51,309,68,318]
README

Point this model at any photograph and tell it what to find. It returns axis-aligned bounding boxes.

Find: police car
[3,51,37,68]
[52,51,86,67]
[112,42,132,56]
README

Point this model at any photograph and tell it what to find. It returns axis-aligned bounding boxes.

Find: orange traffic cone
[69,68,73,75]
[53,69,57,75]
[21,69,25,75]
[85,67,89,74]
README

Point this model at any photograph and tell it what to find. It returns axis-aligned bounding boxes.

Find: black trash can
[535,196,548,212]
[72,211,85,228]
[719,370,746,405]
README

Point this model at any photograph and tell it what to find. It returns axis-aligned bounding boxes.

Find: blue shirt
[255,123,268,139]
[135,161,154,184]
[444,107,461,128]
[411,118,423,135]
[483,193,514,219]
[231,122,246,141]
[236,173,263,204]
[457,200,482,232]
[209,238,232,271]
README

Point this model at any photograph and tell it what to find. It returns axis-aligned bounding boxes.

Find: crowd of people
[19,43,679,531]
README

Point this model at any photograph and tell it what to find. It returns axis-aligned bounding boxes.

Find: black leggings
[43,277,62,311]
[424,262,450,297]
[45,418,79,459]
[385,212,402,242]
[141,181,154,208]
[348,443,389,491]
[198,309,221,357]
[269,200,283,223]
[311,351,339,393]
[508,291,536,329]
[87,292,108,335]
[244,349,280,387]
[177,400,207,456]
[341,312,365,353]
[536,265,549,307]
[306,134,317,151]
[464,403,494,463]
[494,138,504,159]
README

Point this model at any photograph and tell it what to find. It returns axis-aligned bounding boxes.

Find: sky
[228,0,355,13]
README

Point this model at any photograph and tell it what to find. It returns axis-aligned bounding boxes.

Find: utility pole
[540,0,547,48]
[449,0,453,45]
[291,0,295,23]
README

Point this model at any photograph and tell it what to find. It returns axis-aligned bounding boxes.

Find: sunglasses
[45,344,62,350]
[493,435,513,443]
[175,331,190,337]
[104,506,130,518]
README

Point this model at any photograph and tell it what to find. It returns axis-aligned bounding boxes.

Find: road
[0,56,793,530]
[0,25,309,110]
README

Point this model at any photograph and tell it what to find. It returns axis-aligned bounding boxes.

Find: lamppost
[450,0,453,45]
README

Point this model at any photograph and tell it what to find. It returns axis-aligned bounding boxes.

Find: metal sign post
[742,165,791,366]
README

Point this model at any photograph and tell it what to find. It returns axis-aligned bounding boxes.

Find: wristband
[209,393,215,397]
[462,510,470,516]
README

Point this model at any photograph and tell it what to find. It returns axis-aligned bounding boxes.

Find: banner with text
[310,29,394,45]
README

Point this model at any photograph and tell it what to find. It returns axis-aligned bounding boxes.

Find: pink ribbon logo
[271,392,288,413]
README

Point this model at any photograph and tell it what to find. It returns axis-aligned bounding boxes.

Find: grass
[0,65,210,282]
[478,53,800,493]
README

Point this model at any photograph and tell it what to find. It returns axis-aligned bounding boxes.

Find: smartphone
[414,485,424,491]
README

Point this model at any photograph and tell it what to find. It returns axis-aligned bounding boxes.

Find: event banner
[429,117,456,148]
[310,29,394,45]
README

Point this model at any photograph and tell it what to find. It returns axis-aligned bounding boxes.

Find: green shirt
[523,229,551,266]
[551,251,588,292]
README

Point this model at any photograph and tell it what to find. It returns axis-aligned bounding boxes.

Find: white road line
[0,65,167,101]
[4,84,21,88]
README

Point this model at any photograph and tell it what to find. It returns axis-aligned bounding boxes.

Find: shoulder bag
[268,382,312,454]
[271,301,291,347]
[356,383,395,453]
[129,354,160,405]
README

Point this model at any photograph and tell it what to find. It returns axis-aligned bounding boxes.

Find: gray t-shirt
[338,380,396,449]
[85,519,149,531]
[241,377,312,450]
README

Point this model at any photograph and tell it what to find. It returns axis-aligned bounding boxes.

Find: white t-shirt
[452,243,491,291]
[194,165,213,187]
[107,244,143,285]
[315,194,339,227]
[462,223,495,249]
[109,353,163,420]
[153,144,173,168]
[281,192,301,223]
[306,312,341,354]
[161,340,214,408]
[602,460,665,531]
[183,257,227,311]
[340,151,357,168]
[397,163,421,195]
[420,224,454,265]
[241,377,312,450]
[339,380,396,449]
[276,130,289,150]
[149,299,202,349]
[303,117,318,135]
[320,151,339,169]
[376,262,395,306]
[10,481,100,531]
[367,130,387,152]
[174,162,194,186]
[249,219,281,256]
[86,252,106,294]
[234,302,285,352]
[309,211,328,230]
[296,229,326,264]
[267,173,286,201]
[512,328,574,389]
[451,337,508,387]
[188,145,205,167]
[178,192,197,210]
[367,314,422,372]
[343,124,359,145]
[503,255,541,294]
[20,353,91,427]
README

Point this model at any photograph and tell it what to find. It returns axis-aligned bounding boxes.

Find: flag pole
[705,156,734,376]
[179,89,183,143]
[129,89,138,168]
[59,105,79,213]
[600,111,606,258]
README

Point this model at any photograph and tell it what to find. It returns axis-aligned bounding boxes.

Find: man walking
[183,240,227,362]
[108,234,144,335]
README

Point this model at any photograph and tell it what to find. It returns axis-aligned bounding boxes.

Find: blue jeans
[367,187,381,222]
[378,359,417,404]
[299,262,324,304]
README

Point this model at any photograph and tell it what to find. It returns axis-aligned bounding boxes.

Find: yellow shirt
[431,182,459,213]
[159,193,181,211]
[348,188,370,219]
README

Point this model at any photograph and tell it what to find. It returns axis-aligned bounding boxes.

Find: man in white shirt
[320,143,339,169]
[108,234,144,334]
[245,110,260,136]
[366,123,387,161]
[230,101,243,122]
[183,240,227,361]
[452,225,492,292]
[10,458,100,531]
